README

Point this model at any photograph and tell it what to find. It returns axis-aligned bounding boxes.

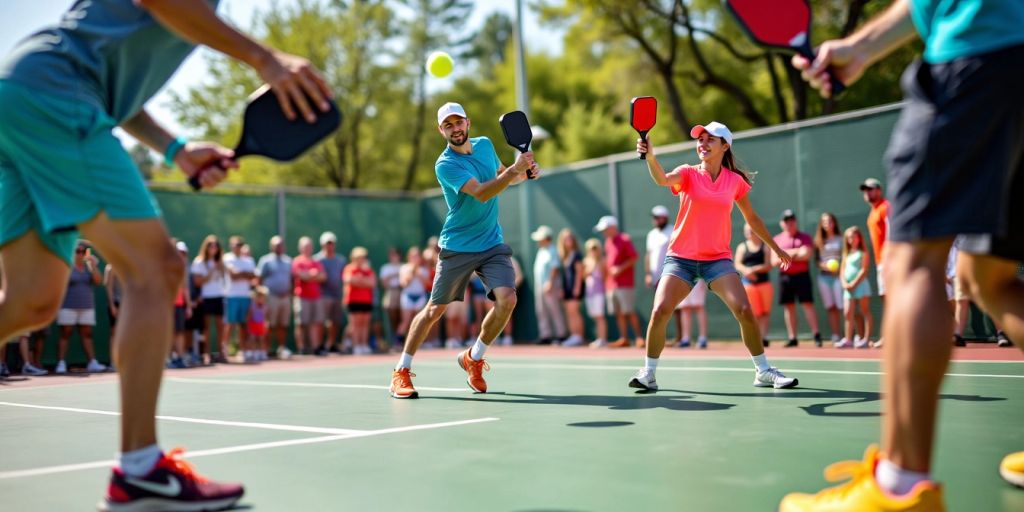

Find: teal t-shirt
[910,0,1024,63]
[435,136,504,253]
[0,0,218,123]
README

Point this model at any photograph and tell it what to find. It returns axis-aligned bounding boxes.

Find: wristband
[164,136,187,167]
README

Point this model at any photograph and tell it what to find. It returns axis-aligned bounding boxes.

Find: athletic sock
[644,356,658,373]
[875,458,929,496]
[396,352,413,370]
[469,339,488,361]
[751,353,771,373]
[119,444,162,478]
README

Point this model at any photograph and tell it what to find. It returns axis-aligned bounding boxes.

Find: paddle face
[630,96,657,160]
[724,0,844,96]
[499,110,537,180]
[189,87,342,190]
[499,110,532,153]
[725,0,811,55]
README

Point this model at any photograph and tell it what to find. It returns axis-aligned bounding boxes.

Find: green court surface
[2,351,1022,511]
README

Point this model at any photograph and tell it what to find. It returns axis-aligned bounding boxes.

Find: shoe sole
[390,389,419,399]
[456,352,486,393]
[754,378,800,389]
[1001,465,1024,489]
[98,495,242,512]
[628,378,658,392]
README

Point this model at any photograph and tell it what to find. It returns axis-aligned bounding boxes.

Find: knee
[651,302,676,323]
[493,289,517,312]
[734,303,756,324]
[5,290,61,331]
[423,303,447,322]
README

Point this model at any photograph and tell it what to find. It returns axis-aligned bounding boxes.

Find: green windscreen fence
[22,103,1014,366]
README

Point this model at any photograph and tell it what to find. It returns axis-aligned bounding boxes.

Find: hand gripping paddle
[724,0,845,96]
[189,85,342,191]
[630,96,657,160]
[499,110,537,180]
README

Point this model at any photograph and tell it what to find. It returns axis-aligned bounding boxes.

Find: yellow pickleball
[426,51,454,78]
[826,259,840,272]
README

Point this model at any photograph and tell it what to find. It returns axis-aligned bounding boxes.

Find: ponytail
[722,148,755,185]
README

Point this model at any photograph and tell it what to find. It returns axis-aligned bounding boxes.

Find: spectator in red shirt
[292,236,326,355]
[772,209,822,347]
[595,216,644,348]
[343,247,376,355]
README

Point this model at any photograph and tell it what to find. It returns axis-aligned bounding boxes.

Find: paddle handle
[638,131,649,160]
[516,144,537,180]
[187,149,246,192]
[799,45,846,97]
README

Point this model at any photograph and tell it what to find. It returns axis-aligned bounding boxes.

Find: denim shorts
[661,257,737,288]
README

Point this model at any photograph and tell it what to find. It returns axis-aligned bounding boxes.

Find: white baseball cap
[175,241,188,253]
[319,231,337,245]
[437,102,468,126]
[690,121,733,146]
[530,225,554,242]
[593,215,619,232]
[651,205,669,218]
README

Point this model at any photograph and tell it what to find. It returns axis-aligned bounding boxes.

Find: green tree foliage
[167,0,916,190]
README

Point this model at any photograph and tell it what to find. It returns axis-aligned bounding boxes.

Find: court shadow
[567,421,635,428]
[659,387,1005,417]
[425,392,735,412]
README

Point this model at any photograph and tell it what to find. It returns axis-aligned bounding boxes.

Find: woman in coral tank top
[628,122,800,392]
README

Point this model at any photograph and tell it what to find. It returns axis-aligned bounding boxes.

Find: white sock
[469,339,488,361]
[395,352,413,370]
[644,356,658,372]
[875,458,929,496]
[751,353,771,373]
[119,444,162,477]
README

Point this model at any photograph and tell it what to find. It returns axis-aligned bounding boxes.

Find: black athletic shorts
[885,44,1024,261]
[778,272,814,305]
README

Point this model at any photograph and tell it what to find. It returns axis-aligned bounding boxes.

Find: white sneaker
[589,338,607,348]
[445,338,463,349]
[22,362,48,376]
[833,337,851,348]
[277,347,293,360]
[871,338,884,349]
[55,360,68,374]
[499,335,513,346]
[562,335,584,347]
[628,368,658,391]
[854,336,870,349]
[754,367,799,389]
[86,359,108,373]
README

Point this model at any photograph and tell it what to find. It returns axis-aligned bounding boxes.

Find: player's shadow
[658,387,1005,417]
[424,391,735,412]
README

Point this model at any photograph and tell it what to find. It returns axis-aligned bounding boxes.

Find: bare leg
[709,274,764,356]
[80,325,97,361]
[697,306,708,339]
[645,277,691,359]
[79,214,184,452]
[479,288,517,344]
[960,253,1024,347]
[801,302,820,334]
[860,297,874,342]
[881,240,954,472]
[783,303,798,339]
[58,325,72,362]
[680,309,692,341]
[401,303,449,356]
[594,315,607,341]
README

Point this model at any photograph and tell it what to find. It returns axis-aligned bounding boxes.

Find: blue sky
[0,0,559,138]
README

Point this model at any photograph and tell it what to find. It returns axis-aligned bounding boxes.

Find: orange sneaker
[608,338,630,348]
[457,349,489,393]
[635,337,646,348]
[390,368,418,399]
[779,446,945,512]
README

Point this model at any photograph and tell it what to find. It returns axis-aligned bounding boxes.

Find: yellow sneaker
[1001,451,1024,488]
[779,446,945,512]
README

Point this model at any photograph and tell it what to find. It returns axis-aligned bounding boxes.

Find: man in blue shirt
[390,102,537,399]
[783,1,1024,509]
[0,1,333,509]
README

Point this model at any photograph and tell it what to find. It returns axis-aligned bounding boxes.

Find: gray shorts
[267,294,291,328]
[430,244,516,305]
[320,297,344,325]
[294,297,326,325]
[606,288,636,315]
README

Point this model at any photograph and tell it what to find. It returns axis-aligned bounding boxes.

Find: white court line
[167,376,467,392]
[0,401,364,435]
[0,417,498,480]
[415,361,1024,379]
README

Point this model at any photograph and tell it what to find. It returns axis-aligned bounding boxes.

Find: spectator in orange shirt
[343,247,376,355]
[860,178,889,348]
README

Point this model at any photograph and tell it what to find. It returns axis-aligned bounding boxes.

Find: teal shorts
[0,80,161,265]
